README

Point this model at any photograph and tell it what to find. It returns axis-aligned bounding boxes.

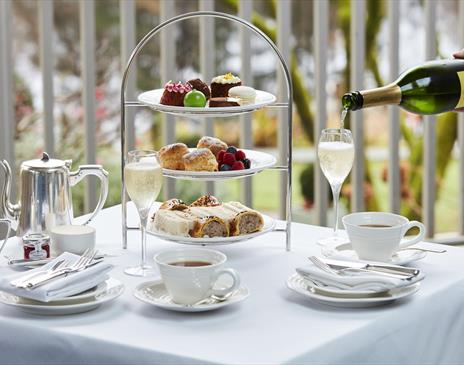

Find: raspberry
[217,149,226,163]
[235,150,246,161]
[231,161,245,170]
[223,152,236,165]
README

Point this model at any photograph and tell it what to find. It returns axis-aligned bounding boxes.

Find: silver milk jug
[0,152,109,236]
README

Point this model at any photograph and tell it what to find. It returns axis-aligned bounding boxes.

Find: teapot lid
[23,152,66,169]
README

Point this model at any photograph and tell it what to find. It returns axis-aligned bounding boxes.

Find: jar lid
[23,233,50,244]
[22,152,66,169]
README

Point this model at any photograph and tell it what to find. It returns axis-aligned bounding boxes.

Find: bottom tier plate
[147,214,276,245]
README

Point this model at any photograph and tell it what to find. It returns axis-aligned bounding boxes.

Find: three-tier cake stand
[120,11,293,251]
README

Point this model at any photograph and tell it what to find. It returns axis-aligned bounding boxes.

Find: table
[1,204,464,365]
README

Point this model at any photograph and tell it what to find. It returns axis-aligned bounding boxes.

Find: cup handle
[0,219,11,254]
[399,221,426,249]
[211,268,241,297]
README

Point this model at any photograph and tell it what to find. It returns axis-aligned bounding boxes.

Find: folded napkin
[0,252,113,302]
[296,264,424,293]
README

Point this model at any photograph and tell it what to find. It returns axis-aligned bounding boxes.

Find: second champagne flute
[317,128,354,246]
[124,150,163,276]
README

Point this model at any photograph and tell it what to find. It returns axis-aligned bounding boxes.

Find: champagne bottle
[342,59,464,114]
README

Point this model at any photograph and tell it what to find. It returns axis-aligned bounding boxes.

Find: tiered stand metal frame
[120,11,293,251]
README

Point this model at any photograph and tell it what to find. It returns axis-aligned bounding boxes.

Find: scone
[197,136,228,158]
[158,143,189,170]
[183,148,218,172]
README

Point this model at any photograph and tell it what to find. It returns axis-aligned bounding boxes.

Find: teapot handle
[69,165,109,226]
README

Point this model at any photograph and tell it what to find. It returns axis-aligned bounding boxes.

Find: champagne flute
[317,128,354,246]
[124,150,163,276]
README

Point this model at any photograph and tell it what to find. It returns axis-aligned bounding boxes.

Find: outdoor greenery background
[8,0,463,234]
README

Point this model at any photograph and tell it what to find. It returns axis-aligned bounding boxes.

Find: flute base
[124,264,157,277]
[317,236,350,247]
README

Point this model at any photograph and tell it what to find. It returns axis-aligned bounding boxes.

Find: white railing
[1,0,464,243]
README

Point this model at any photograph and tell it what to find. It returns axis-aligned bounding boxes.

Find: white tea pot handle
[211,268,240,298]
[0,219,11,254]
[399,221,426,249]
[69,165,109,225]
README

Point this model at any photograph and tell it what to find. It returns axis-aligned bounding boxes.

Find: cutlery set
[10,249,101,289]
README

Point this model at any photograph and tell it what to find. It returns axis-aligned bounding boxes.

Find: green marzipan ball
[183,89,207,107]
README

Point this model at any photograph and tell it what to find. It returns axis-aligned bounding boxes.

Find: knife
[319,258,420,277]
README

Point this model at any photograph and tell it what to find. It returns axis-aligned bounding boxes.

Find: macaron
[228,86,257,105]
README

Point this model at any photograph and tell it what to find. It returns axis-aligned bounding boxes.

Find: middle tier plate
[147,212,276,245]
[161,149,277,181]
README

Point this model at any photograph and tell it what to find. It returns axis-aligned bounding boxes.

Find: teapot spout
[0,160,20,221]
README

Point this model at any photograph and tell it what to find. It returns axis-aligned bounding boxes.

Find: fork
[20,249,97,289]
[307,256,412,280]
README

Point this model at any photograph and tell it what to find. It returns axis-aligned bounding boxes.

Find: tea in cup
[342,212,425,262]
[154,248,240,305]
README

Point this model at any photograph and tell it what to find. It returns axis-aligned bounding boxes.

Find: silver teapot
[0,152,109,236]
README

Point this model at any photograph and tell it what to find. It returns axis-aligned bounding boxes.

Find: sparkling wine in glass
[124,150,163,276]
[317,128,354,246]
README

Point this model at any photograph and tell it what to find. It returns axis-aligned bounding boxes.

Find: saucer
[0,278,124,315]
[287,274,420,308]
[321,242,426,265]
[134,279,249,312]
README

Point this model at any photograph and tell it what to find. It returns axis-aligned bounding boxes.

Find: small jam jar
[22,233,51,260]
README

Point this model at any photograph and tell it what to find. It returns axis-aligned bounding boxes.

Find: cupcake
[210,73,241,98]
[160,81,192,106]
[187,78,210,100]
[228,86,257,105]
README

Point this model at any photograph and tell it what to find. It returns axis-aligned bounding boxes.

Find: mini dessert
[190,195,221,207]
[160,198,188,211]
[160,81,192,106]
[197,136,228,158]
[209,97,240,107]
[158,143,189,170]
[217,146,251,171]
[150,196,264,238]
[210,73,242,97]
[183,89,207,107]
[228,86,257,105]
[183,148,218,172]
[187,78,210,99]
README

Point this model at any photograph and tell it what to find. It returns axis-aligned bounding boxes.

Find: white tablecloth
[1,204,464,365]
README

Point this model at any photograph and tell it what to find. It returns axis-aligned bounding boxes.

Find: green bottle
[342,59,464,114]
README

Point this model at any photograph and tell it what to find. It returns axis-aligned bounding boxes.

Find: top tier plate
[137,89,277,117]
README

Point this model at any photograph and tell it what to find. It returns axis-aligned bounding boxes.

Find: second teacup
[342,212,426,262]
[154,248,240,305]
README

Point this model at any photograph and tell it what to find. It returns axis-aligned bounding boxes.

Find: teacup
[342,212,426,262]
[154,248,240,305]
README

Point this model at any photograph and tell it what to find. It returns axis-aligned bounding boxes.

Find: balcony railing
[0,0,463,243]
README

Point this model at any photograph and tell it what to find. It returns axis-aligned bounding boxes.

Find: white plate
[134,279,249,312]
[0,278,124,315]
[148,213,276,245]
[138,89,276,117]
[286,274,420,308]
[321,242,427,266]
[48,281,108,303]
[162,149,277,181]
